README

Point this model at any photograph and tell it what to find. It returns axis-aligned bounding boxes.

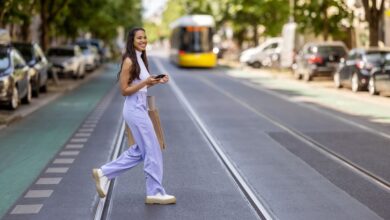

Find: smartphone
[154,74,166,79]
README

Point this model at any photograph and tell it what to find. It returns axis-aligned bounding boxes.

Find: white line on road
[65,144,84,149]
[53,158,75,164]
[24,190,53,198]
[45,167,69,173]
[74,133,91,137]
[70,138,88,143]
[59,151,80,156]
[11,204,43,214]
[36,178,62,185]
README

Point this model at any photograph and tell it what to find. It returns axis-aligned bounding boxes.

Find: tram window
[180,27,213,53]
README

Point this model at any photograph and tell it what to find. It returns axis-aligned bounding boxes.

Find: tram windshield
[179,27,213,53]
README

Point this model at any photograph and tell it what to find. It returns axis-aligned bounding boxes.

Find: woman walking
[92,27,175,204]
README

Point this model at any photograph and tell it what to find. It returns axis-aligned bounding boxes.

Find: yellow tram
[169,15,217,68]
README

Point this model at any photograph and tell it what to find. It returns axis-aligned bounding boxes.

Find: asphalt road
[1,51,389,220]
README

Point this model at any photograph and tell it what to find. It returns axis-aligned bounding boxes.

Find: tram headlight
[213,47,220,54]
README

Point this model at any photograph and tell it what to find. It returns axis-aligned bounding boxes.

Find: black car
[293,42,348,81]
[334,48,390,92]
[0,30,32,109]
[368,52,390,95]
[13,42,49,97]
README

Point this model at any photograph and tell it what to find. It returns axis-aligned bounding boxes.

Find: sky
[142,0,167,18]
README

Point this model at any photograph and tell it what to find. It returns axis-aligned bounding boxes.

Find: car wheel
[368,76,379,95]
[293,68,302,80]
[40,80,48,93]
[22,82,32,104]
[333,72,342,88]
[9,86,19,110]
[351,73,361,92]
[32,77,40,98]
[252,61,261,69]
[303,72,312,82]
[73,67,80,80]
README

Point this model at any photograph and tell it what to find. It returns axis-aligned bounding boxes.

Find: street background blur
[1,1,390,220]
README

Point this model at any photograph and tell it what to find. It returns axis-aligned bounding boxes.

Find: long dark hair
[117,27,150,82]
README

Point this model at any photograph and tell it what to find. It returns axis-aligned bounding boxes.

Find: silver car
[47,45,86,79]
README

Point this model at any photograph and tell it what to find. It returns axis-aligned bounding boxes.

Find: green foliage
[143,22,160,43]
[0,0,35,26]
[0,0,142,44]
[55,0,142,42]
[160,0,185,38]
[294,0,352,40]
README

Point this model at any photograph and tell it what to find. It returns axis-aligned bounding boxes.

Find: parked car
[47,45,86,79]
[0,29,32,109]
[239,37,282,68]
[13,42,49,97]
[368,52,390,95]
[76,43,99,72]
[76,38,105,63]
[334,48,390,92]
[293,41,348,81]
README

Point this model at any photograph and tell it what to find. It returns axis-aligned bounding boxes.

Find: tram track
[195,75,390,193]
[94,56,388,219]
[94,121,125,220]
[154,58,276,220]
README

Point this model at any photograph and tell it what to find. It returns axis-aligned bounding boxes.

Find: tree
[160,0,185,38]
[361,0,386,46]
[294,0,351,41]
[54,0,141,43]
[0,0,37,41]
[39,0,69,50]
[229,0,289,47]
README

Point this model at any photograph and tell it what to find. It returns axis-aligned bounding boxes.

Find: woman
[92,27,175,204]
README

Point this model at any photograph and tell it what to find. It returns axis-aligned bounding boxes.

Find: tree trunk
[362,0,385,47]
[237,29,246,49]
[40,0,49,51]
[322,0,329,41]
[21,20,31,41]
[369,18,379,46]
[253,23,258,46]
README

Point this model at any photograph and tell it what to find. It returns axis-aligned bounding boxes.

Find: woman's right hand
[145,76,160,86]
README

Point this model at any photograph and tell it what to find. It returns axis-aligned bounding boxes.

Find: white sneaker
[145,193,176,204]
[92,168,108,198]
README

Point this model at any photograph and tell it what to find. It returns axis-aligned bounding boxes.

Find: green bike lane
[0,64,118,218]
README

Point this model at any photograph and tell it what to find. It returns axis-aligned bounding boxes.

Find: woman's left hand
[159,74,169,84]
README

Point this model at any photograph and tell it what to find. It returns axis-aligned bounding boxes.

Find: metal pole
[289,0,294,23]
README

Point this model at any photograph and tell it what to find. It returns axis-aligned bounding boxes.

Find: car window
[12,50,26,67]
[48,48,75,56]
[34,44,46,61]
[306,46,313,54]
[264,43,278,51]
[0,46,10,70]
[385,53,390,65]
[75,47,82,56]
[347,51,356,60]
[13,44,33,62]
[317,46,346,56]
[365,51,388,64]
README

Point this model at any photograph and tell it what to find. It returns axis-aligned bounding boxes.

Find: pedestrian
[92,27,175,205]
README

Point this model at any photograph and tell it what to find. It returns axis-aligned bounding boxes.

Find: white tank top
[132,50,149,92]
